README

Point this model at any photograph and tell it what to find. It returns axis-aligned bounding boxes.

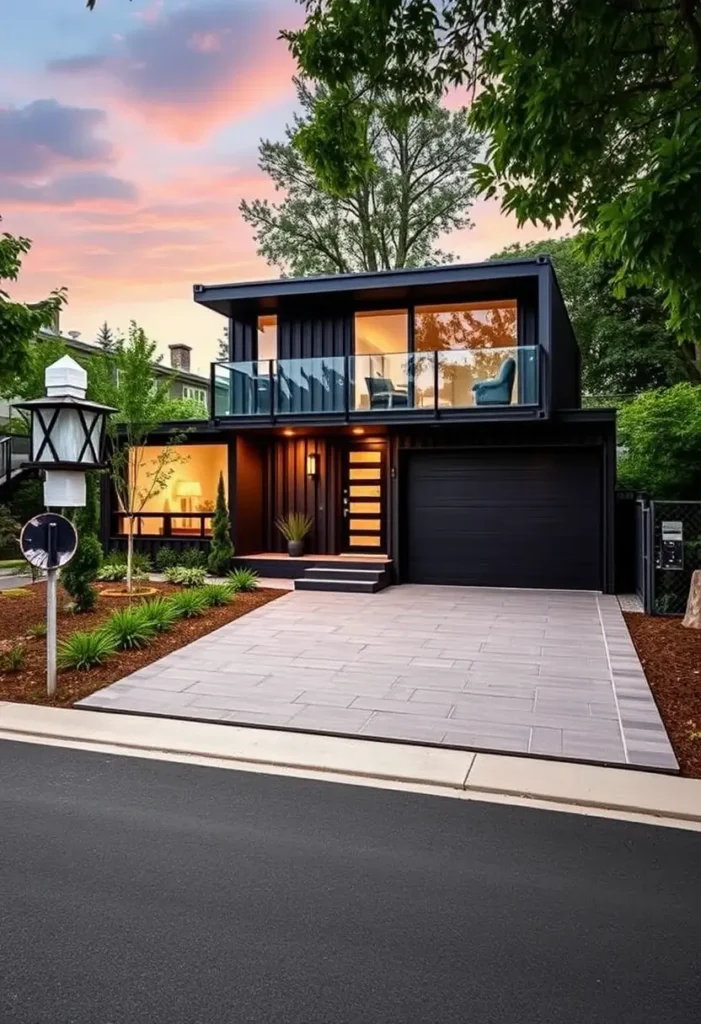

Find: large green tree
[285,0,701,351]
[491,238,701,398]
[240,79,482,275]
[0,226,66,397]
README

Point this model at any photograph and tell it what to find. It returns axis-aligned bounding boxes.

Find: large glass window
[414,300,518,408]
[414,299,517,351]
[353,309,409,411]
[257,315,277,363]
[118,444,228,537]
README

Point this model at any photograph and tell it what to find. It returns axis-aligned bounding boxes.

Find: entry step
[294,561,392,594]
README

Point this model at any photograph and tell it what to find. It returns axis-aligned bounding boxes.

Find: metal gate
[636,498,701,615]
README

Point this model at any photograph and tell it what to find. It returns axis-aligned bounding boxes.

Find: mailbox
[659,520,684,570]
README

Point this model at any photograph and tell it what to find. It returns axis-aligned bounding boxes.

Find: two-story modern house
[106,256,616,593]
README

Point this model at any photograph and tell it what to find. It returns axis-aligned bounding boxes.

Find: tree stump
[682,569,701,629]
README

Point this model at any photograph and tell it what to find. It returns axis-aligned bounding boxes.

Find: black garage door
[404,448,602,590]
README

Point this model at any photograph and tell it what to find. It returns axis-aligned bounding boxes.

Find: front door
[342,446,386,553]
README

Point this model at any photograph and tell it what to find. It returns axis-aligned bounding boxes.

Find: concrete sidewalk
[0,702,698,830]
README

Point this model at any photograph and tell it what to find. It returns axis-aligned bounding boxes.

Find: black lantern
[13,355,116,507]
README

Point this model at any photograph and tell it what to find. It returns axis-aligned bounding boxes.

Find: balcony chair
[472,356,516,406]
[365,376,409,409]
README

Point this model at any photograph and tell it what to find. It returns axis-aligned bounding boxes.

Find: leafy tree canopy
[240,78,482,275]
[491,238,701,397]
[0,226,66,397]
[286,0,701,340]
[617,384,701,498]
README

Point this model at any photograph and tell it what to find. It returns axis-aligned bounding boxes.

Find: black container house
[105,256,616,593]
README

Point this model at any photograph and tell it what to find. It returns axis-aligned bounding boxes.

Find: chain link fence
[636,499,701,615]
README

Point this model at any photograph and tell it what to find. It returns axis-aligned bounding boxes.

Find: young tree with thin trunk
[92,322,186,592]
[240,79,482,276]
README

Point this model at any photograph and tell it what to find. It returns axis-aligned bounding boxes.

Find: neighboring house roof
[36,330,210,388]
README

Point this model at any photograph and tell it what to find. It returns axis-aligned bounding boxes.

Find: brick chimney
[169,343,191,372]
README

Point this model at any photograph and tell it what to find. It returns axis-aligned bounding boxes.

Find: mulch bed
[624,612,701,778]
[0,582,283,708]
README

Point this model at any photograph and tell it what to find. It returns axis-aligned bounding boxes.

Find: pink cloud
[49,1,300,142]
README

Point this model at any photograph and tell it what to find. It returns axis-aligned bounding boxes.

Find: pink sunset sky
[3,0,561,376]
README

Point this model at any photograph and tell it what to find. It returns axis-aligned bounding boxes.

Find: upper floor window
[414,299,517,351]
[258,315,277,362]
[354,309,408,356]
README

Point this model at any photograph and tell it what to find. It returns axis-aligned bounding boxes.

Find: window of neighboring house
[414,300,518,409]
[182,386,207,405]
[257,315,277,363]
[353,310,409,411]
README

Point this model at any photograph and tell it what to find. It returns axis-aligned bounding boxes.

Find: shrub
[57,630,118,671]
[105,605,157,650]
[27,622,47,638]
[155,546,179,572]
[207,472,234,576]
[61,473,102,613]
[0,504,20,558]
[141,597,180,633]
[228,568,260,593]
[163,566,207,587]
[0,644,25,671]
[62,535,102,613]
[201,582,236,607]
[178,547,207,569]
[169,589,209,619]
[103,550,152,574]
[97,563,127,582]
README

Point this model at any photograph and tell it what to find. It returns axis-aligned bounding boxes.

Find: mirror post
[46,522,58,698]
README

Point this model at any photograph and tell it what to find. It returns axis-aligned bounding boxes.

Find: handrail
[0,436,10,483]
[212,345,541,418]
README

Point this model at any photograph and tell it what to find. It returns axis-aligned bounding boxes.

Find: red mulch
[624,612,701,778]
[0,582,283,707]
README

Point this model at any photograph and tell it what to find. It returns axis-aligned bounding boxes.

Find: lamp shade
[175,480,202,498]
[12,355,116,507]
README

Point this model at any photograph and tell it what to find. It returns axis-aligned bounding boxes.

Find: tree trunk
[126,517,134,594]
[682,569,701,629]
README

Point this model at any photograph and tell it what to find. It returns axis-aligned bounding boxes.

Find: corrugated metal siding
[266,437,341,554]
[231,318,255,362]
[278,314,352,360]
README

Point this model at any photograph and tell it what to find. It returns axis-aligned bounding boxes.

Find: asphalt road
[1,740,699,1024]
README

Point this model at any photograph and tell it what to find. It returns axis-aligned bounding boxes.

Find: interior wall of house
[126,443,228,535]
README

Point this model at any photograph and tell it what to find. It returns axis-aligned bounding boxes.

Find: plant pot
[288,540,304,558]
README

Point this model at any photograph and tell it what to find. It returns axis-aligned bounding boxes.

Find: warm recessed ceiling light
[352,427,365,434]
[283,429,294,436]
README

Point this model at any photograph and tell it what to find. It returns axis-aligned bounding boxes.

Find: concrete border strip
[1,702,700,827]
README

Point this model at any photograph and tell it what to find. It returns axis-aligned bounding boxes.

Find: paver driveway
[79,586,677,771]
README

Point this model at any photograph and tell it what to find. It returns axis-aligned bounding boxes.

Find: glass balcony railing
[213,346,539,417]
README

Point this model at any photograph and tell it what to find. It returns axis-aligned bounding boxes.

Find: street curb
[1,702,700,826]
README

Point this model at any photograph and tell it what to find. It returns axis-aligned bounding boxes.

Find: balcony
[212,346,540,421]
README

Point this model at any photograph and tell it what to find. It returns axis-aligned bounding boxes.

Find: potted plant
[275,512,314,557]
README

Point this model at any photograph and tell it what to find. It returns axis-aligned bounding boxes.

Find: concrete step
[294,577,386,594]
[303,567,389,583]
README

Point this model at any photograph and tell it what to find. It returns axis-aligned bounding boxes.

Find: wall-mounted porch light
[306,452,320,479]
